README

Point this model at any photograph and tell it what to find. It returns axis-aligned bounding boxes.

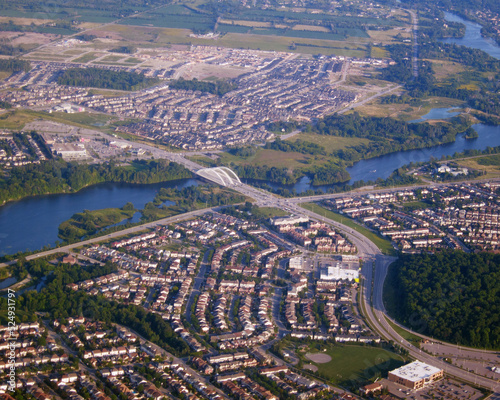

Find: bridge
[196,167,242,187]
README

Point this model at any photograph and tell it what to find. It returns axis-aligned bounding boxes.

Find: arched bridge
[196,167,242,187]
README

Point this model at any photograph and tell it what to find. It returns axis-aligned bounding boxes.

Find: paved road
[184,249,211,324]
[364,255,500,392]
[0,207,215,268]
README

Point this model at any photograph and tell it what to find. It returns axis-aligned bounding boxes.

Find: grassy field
[102,24,367,56]
[0,109,121,132]
[355,96,465,120]
[429,59,465,80]
[72,52,101,63]
[382,261,423,345]
[252,207,289,218]
[219,148,311,170]
[385,316,423,345]
[300,203,395,255]
[0,110,37,130]
[285,133,371,153]
[303,344,405,386]
[58,206,136,241]
[455,155,500,178]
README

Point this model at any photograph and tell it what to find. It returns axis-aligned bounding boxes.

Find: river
[245,124,500,192]
[441,12,500,59]
[2,13,500,256]
[0,178,200,256]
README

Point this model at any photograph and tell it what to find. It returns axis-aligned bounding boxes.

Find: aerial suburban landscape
[0,0,499,398]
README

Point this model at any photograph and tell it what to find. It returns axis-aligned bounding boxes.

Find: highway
[3,150,499,393]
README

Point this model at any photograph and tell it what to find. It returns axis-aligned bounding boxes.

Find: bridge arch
[196,167,241,187]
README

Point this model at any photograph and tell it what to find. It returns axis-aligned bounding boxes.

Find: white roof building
[319,262,359,281]
[388,361,443,389]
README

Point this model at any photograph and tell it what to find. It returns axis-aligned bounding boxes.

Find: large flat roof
[389,361,442,382]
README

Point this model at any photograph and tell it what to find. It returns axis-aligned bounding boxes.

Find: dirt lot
[305,353,332,363]
[0,31,57,45]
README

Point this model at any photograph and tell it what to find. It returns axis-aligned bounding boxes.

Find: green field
[58,206,136,241]
[300,203,395,255]
[305,344,405,386]
[219,148,311,170]
[286,133,371,154]
[72,53,101,63]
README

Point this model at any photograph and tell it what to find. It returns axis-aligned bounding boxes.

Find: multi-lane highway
[4,148,499,393]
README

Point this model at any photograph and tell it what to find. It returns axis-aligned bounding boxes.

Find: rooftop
[389,361,442,382]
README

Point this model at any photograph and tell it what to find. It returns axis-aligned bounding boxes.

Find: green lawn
[308,344,405,386]
[385,316,422,345]
[299,203,395,255]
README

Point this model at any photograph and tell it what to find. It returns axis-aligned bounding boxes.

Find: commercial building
[388,361,443,389]
[319,262,359,281]
[51,143,88,160]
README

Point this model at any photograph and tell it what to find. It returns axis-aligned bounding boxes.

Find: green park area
[298,343,405,386]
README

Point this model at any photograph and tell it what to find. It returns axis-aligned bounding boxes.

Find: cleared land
[455,155,500,178]
[305,353,332,363]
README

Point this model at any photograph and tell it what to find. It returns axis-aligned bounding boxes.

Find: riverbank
[0,158,192,206]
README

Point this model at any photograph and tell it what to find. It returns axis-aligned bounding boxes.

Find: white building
[388,361,443,389]
[319,262,359,281]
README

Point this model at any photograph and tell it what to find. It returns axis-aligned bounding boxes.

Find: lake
[0,178,200,256]
[441,12,500,60]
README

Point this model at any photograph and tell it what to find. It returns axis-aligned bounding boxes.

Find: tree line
[57,67,159,91]
[0,158,192,204]
[168,77,237,96]
[0,58,30,73]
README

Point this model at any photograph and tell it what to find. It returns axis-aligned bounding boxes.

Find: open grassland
[220,148,311,170]
[301,344,404,386]
[371,46,388,58]
[367,27,411,42]
[101,24,367,56]
[455,155,500,178]
[299,203,395,255]
[355,96,465,120]
[0,110,36,130]
[0,109,119,131]
[428,59,465,80]
[285,133,371,153]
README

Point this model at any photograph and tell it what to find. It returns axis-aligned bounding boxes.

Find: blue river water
[1,13,500,256]
[441,12,500,59]
[0,179,199,256]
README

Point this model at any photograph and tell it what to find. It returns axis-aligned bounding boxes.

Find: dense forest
[0,58,30,73]
[0,159,192,204]
[57,67,158,91]
[389,251,500,349]
[169,77,237,96]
